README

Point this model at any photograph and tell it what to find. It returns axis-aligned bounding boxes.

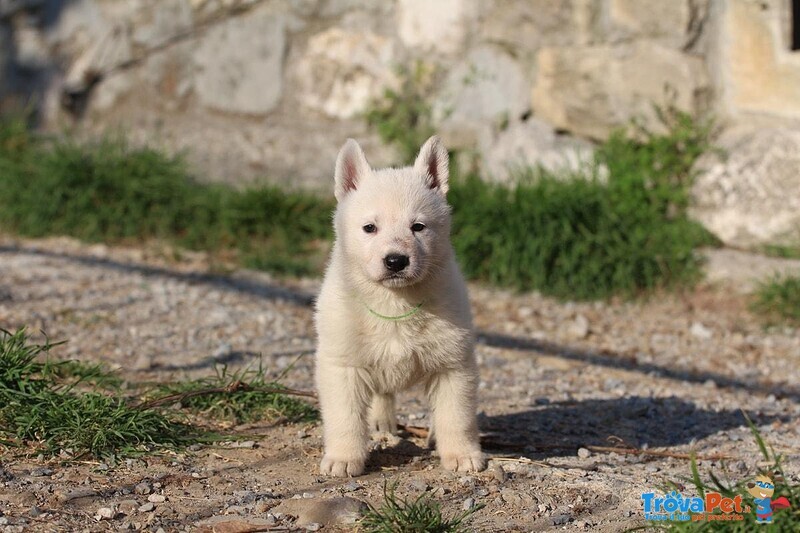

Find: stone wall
[1,0,800,246]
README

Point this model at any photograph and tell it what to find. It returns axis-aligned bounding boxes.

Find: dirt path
[0,237,799,532]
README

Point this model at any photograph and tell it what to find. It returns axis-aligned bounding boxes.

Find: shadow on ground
[479,395,778,459]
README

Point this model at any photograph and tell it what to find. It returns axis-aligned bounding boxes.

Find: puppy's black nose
[384,254,409,272]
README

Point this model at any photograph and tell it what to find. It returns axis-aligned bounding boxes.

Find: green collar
[363,300,425,321]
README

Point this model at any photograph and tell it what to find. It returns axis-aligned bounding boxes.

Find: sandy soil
[0,237,799,532]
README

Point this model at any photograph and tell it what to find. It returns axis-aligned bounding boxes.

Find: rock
[343,481,361,492]
[500,488,523,505]
[532,41,709,140]
[552,514,572,525]
[270,497,367,527]
[193,5,286,114]
[138,502,155,512]
[147,494,166,503]
[397,0,477,55]
[94,507,114,520]
[305,524,321,532]
[57,488,98,503]
[567,315,591,340]
[117,500,139,515]
[482,119,595,181]
[408,479,430,492]
[293,28,396,119]
[491,464,508,483]
[577,447,591,459]
[134,482,152,495]
[29,467,53,477]
[690,321,713,340]
[691,127,800,248]
[462,497,476,510]
[438,45,529,147]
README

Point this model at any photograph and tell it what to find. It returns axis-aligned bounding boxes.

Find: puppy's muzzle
[384,254,410,273]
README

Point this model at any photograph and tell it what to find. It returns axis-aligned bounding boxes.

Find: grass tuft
[149,364,318,424]
[361,482,483,533]
[751,275,800,325]
[0,328,197,458]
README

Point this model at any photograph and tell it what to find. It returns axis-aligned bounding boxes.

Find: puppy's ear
[414,135,449,196]
[334,139,371,201]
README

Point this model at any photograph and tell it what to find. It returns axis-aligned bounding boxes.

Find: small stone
[230,440,256,449]
[147,494,166,503]
[343,481,361,492]
[30,467,53,477]
[138,502,155,512]
[462,497,475,510]
[567,314,590,339]
[690,321,712,339]
[552,514,571,525]
[233,491,256,504]
[0,517,8,525]
[409,479,430,492]
[491,464,507,483]
[538,503,549,513]
[95,507,114,521]
[576,520,589,529]
[500,489,522,505]
[475,487,490,497]
[134,482,151,495]
[302,492,314,499]
[118,500,138,515]
[577,447,591,459]
[305,524,322,531]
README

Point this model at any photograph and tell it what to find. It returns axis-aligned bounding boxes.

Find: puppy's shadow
[481,395,780,459]
[367,437,431,472]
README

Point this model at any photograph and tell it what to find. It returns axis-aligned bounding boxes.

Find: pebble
[567,314,590,339]
[94,507,114,521]
[302,492,314,499]
[229,440,256,449]
[134,482,151,495]
[117,500,138,514]
[690,321,713,339]
[138,502,155,512]
[462,498,475,510]
[475,487,490,497]
[147,494,166,503]
[305,524,321,531]
[0,518,8,525]
[408,479,430,492]
[343,481,361,492]
[30,467,53,477]
[491,464,507,483]
[577,447,591,459]
[552,514,572,525]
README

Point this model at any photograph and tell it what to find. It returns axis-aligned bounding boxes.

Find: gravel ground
[0,236,799,532]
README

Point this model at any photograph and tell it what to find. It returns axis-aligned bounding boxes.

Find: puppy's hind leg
[368,392,397,435]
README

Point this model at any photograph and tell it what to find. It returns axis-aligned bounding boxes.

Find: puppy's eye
[363,224,377,234]
[411,223,426,232]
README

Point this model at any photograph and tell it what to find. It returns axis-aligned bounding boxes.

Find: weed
[149,364,318,424]
[650,416,800,531]
[361,482,483,533]
[365,61,438,163]
[751,275,800,325]
[0,118,333,277]
[0,329,197,458]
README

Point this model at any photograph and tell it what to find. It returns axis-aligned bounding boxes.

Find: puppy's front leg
[368,392,396,435]
[427,368,485,472]
[317,363,370,477]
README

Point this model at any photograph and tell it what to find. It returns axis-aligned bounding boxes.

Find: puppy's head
[332,136,452,288]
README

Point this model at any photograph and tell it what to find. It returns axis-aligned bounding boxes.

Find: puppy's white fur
[314,136,485,477]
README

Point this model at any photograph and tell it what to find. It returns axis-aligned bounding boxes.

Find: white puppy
[314,136,485,477]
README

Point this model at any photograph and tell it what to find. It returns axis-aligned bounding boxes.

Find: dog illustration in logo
[747,474,791,523]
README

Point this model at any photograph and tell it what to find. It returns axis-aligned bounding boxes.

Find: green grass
[652,417,800,531]
[1,101,717,300]
[448,105,717,299]
[751,275,800,325]
[361,482,483,533]
[0,121,333,276]
[148,364,318,425]
[0,328,197,458]
[0,328,317,459]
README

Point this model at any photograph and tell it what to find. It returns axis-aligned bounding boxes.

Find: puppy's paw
[320,455,365,477]
[369,416,397,435]
[440,450,486,473]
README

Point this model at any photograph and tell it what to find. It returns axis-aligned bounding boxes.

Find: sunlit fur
[314,136,485,477]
